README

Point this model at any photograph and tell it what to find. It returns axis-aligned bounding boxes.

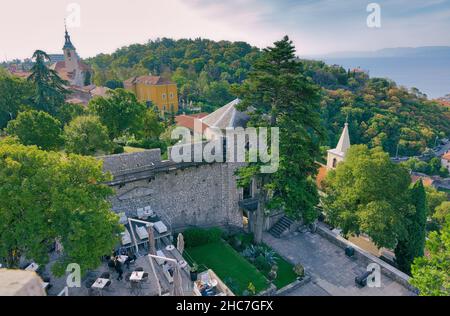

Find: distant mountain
[312,46,450,59]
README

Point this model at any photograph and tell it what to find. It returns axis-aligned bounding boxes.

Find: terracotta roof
[442,152,450,161]
[124,75,174,86]
[175,115,209,134]
[411,174,434,187]
[10,71,31,79]
[316,164,328,189]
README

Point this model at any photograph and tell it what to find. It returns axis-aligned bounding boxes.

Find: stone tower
[327,122,351,170]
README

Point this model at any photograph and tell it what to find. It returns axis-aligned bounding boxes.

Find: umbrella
[171,264,184,296]
[177,233,185,255]
[147,225,156,256]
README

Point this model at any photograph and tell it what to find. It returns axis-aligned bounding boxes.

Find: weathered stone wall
[108,162,244,230]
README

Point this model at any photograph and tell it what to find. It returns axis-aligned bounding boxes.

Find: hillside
[85,39,450,156]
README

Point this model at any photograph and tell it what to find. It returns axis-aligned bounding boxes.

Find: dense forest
[86,38,450,156]
[3,38,449,157]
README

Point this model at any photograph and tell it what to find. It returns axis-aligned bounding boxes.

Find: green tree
[88,89,146,139]
[139,108,165,140]
[0,69,33,129]
[235,36,324,243]
[323,145,412,249]
[6,110,63,150]
[55,102,88,126]
[425,186,447,217]
[410,213,450,296]
[0,141,122,275]
[28,50,69,115]
[64,115,112,156]
[433,201,450,226]
[395,180,428,274]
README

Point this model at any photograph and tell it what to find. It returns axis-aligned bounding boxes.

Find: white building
[327,122,351,170]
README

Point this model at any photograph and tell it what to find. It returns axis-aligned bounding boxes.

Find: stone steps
[269,216,295,238]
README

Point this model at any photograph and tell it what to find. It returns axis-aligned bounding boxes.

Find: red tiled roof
[316,164,328,189]
[411,175,434,187]
[442,152,450,161]
[175,115,209,133]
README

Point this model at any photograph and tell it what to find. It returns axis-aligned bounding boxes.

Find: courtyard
[263,231,415,296]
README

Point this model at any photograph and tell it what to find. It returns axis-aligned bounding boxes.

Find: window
[332,158,338,169]
[162,93,167,100]
[146,101,152,108]
[170,92,174,99]
[170,104,174,112]
[163,105,167,112]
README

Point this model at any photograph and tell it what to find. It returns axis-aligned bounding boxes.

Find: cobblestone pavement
[263,232,415,296]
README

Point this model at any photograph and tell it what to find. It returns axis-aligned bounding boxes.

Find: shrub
[112,144,125,154]
[184,228,223,248]
[254,255,271,272]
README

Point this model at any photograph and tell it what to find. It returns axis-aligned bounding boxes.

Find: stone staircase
[269,216,295,238]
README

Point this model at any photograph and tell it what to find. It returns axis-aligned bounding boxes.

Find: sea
[320,57,450,99]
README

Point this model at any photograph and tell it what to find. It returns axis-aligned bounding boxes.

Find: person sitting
[115,261,124,281]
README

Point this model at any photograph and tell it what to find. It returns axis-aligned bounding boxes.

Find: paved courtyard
[263,232,415,296]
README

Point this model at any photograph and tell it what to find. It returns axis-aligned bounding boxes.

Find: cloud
[1,0,449,61]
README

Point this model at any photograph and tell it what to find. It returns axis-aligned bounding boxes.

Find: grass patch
[124,146,146,153]
[185,240,269,295]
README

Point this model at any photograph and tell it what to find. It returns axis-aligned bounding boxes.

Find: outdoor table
[121,230,132,245]
[154,221,168,234]
[155,250,167,265]
[117,255,128,264]
[130,271,145,281]
[166,245,175,251]
[25,263,39,272]
[136,226,149,240]
[92,278,109,289]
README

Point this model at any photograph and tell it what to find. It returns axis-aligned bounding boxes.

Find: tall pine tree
[28,50,68,115]
[395,180,428,274]
[235,36,324,243]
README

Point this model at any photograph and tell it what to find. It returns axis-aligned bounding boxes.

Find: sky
[1,0,450,61]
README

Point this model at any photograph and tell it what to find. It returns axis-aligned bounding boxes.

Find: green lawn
[124,146,146,153]
[269,253,298,289]
[185,241,269,295]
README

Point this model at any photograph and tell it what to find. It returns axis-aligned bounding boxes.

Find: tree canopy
[63,115,112,156]
[235,36,324,243]
[0,141,122,275]
[88,88,147,140]
[0,69,33,129]
[323,145,413,249]
[410,213,450,296]
[6,110,63,150]
[28,50,68,115]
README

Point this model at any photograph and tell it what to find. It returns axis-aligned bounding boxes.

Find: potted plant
[293,264,305,280]
[190,263,199,281]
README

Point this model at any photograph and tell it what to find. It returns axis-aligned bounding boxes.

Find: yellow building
[124,75,179,114]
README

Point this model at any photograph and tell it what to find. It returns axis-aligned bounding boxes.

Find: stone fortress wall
[99,149,244,231]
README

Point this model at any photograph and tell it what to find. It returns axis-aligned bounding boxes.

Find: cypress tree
[395,180,427,274]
